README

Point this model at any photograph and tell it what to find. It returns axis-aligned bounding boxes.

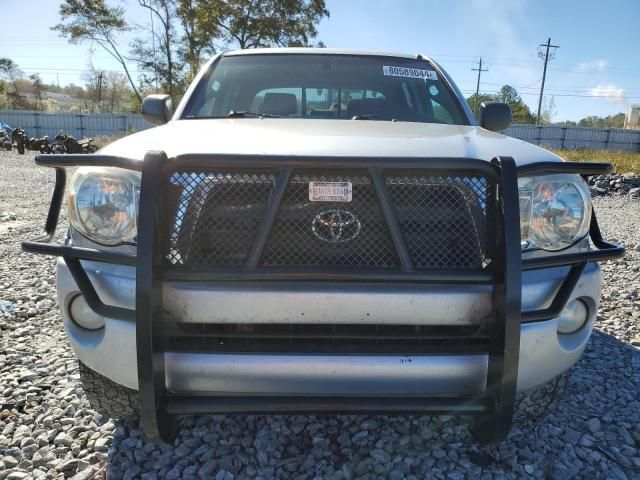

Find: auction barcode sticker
[383,65,438,80]
[309,182,352,202]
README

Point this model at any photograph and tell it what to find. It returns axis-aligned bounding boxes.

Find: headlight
[518,174,591,251]
[68,167,140,245]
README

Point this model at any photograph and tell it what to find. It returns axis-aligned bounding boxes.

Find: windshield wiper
[228,110,281,118]
[351,114,398,122]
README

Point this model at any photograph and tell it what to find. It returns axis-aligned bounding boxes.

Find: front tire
[79,361,138,419]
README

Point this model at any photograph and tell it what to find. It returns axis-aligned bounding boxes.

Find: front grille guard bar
[21,153,623,444]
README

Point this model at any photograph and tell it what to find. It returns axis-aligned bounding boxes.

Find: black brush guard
[22,152,624,444]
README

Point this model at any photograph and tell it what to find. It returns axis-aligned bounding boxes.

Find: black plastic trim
[63,257,134,321]
[517,161,612,177]
[163,396,490,415]
[20,153,624,445]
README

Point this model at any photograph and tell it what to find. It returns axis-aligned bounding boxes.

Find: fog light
[69,295,105,331]
[557,299,588,334]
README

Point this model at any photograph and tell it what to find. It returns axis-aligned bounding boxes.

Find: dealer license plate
[308,182,352,202]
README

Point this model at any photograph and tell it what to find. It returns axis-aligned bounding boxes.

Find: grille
[166,171,276,266]
[164,168,495,271]
[385,174,494,269]
[260,171,398,268]
[163,322,491,354]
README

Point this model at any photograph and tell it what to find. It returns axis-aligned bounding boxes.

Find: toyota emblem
[311,209,361,243]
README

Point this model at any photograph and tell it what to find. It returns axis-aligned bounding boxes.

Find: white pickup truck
[23,48,623,443]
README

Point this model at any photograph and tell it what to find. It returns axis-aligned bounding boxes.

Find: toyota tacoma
[23,49,624,442]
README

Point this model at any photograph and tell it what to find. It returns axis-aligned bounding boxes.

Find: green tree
[578,113,625,128]
[495,85,535,124]
[53,0,142,102]
[131,0,185,98]
[189,0,329,50]
[465,93,495,116]
[176,0,219,79]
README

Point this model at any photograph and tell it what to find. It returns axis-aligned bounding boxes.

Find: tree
[103,71,131,112]
[82,64,105,111]
[53,0,142,102]
[0,58,24,108]
[131,0,184,98]
[190,0,329,50]
[465,93,495,115]
[176,0,219,79]
[539,95,556,125]
[495,85,535,124]
[30,74,44,110]
[578,113,625,128]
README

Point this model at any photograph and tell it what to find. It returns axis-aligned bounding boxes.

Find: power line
[471,57,489,116]
[460,82,640,95]
[537,37,559,124]
[460,89,640,99]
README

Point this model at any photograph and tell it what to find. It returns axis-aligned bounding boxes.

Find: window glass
[182,54,467,125]
[251,87,301,114]
[431,99,453,123]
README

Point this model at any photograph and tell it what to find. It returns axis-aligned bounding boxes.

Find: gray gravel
[0,149,638,479]
[589,173,640,197]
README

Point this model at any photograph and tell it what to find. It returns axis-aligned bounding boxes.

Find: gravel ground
[0,149,638,480]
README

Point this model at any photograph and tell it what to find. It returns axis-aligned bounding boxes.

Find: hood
[101,119,563,165]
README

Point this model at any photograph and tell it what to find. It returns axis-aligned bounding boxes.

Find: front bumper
[57,260,602,395]
[23,153,624,443]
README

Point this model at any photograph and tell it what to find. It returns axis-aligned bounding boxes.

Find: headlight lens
[518,174,592,251]
[68,167,140,245]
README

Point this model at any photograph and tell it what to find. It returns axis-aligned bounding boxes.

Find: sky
[2,0,639,122]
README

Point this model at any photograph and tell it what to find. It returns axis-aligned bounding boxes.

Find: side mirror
[141,94,173,125]
[478,101,512,131]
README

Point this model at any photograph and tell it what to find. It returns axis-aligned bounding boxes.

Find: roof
[222,47,427,61]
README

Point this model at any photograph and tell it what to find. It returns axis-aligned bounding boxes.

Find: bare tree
[104,71,130,112]
[53,0,142,102]
[131,0,184,98]
[0,58,24,108]
[540,96,557,125]
[82,63,105,111]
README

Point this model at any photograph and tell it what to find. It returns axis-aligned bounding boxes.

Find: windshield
[181,54,468,125]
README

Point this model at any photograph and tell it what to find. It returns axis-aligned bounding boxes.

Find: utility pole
[471,58,489,116]
[536,37,559,124]
[97,71,103,111]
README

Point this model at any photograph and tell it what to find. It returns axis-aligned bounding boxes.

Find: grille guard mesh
[164,168,496,271]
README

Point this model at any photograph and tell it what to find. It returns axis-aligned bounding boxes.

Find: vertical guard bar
[473,156,522,442]
[370,167,413,272]
[44,168,67,239]
[245,167,291,268]
[136,151,178,441]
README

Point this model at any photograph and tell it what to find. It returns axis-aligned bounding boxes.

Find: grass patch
[548,148,640,174]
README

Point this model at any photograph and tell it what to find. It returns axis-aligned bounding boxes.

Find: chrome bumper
[57,259,601,394]
[26,153,621,443]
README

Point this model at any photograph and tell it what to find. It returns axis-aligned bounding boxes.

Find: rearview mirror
[141,94,173,125]
[478,101,512,132]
